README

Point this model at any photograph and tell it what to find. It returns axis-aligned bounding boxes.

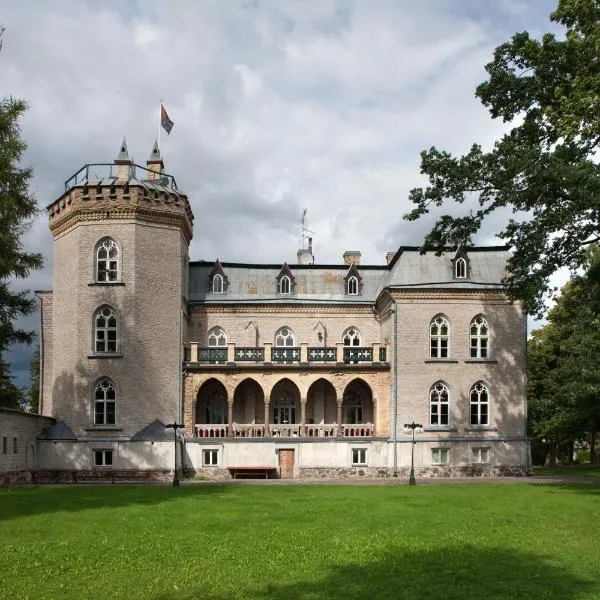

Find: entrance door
[278,449,295,479]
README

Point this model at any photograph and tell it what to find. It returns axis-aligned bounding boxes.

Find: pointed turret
[114,137,131,180]
[146,140,164,180]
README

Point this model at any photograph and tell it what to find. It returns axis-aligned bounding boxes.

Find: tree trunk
[544,443,557,466]
[590,430,597,464]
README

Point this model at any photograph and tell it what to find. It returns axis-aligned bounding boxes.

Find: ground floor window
[203,449,218,466]
[352,448,367,466]
[93,449,113,467]
[2,437,6,454]
[13,437,17,454]
[431,448,449,465]
[472,447,490,464]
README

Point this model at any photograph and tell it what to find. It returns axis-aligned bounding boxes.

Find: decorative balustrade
[305,424,338,438]
[343,347,373,363]
[197,347,228,363]
[307,347,337,362]
[270,424,302,437]
[271,347,300,363]
[234,347,265,362]
[195,424,228,438]
[233,424,266,437]
[193,423,373,438]
[342,423,374,437]
[379,347,387,362]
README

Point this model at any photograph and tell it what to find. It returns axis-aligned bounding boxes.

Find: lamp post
[403,421,423,486]
[165,422,184,487]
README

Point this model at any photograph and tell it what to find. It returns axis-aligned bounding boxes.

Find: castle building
[28,142,529,480]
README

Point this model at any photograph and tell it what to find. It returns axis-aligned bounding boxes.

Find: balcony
[193,423,374,439]
[184,342,387,367]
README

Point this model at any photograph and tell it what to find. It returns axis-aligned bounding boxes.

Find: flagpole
[158,100,162,150]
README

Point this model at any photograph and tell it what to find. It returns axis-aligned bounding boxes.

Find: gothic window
[430,382,449,426]
[273,391,297,424]
[347,276,358,295]
[275,327,296,347]
[95,237,119,282]
[205,390,227,424]
[212,273,224,294]
[470,382,489,426]
[94,378,116,426]
[343,391,364,424]
[430,315,449,358]
[470,316,489,358]
[279,275,291,295]
[207,326,227,346]
[94,306,118,353]
[455,257,467,278]
[342,327,361,346]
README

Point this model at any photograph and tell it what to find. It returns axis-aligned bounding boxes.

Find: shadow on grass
[155,545,595,600]
[0,484,230,521]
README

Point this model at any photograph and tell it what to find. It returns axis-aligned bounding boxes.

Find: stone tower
[39,140,194,444]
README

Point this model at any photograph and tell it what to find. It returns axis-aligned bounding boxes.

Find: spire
[114,137,131,180]
[116,137,129,162]
[146,139,164,180]
[148,140,161,162]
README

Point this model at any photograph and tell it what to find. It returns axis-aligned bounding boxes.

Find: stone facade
[33,144,529,481]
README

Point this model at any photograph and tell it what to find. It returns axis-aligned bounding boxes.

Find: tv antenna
[299,209,314,249]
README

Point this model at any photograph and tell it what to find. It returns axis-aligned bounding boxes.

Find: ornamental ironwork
[343,347,373,362]
[271,347,300,363]
[197,348,228,363]
[379,347,387,362]
[307,347,337,362]
[234,347,265,362]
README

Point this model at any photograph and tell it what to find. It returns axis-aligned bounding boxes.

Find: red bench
[229,467,277,480]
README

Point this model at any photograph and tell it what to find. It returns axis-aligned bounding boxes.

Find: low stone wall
[296,465,527,479]
[1,469,172,486]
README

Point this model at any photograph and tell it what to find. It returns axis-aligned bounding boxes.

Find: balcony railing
[185,342,388,366]
[193,423,374,439]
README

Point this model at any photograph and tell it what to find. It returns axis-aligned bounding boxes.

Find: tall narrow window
[470,382,489,426]
[430,315,449,358]
[94,306,118,353]
[430,382,449,426]
[212,273,224,294]
[470,316,489,358]
[347,276,358,295]
[94,378,116,426]
[207,326,227,346]
[275,327,295,347]
[280,275,291,295]
[455,257,467,278]
[96,238,119,282]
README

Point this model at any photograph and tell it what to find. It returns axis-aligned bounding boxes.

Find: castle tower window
[94,306,118,353]
[470,316,489,358]
[94,378,116,426]
[207,326,227,346]
[430,382,449,426]
[470,382,489,426]
[96,238,120,282]
[430,315,449,358]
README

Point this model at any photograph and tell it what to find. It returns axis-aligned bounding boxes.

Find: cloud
[1,0,558,387]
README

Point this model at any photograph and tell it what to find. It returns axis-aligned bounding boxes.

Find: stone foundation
[1,469,172,486]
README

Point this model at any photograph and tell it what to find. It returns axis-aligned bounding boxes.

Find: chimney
[146,140,164,180]
[297,237,315,265]
[343,251,361,266]
[385,251,396,265]
[114,137,131,180]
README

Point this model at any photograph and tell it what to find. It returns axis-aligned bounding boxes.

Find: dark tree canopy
[404,0,600,316]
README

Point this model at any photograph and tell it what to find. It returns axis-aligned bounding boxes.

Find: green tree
[27,344,40,412]
[404,0,600,316]
[0,29,43,409]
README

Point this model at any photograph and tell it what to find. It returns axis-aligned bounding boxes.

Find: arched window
[207,326,227,346]
[206,389,227,424]
[342,327,361,346]
[273,390,297,424]
[347,276,358,295]
[430,315,449,358]
[470,382,489,425]
[455,257,467,278]
[95,238,119,282]
[280,275,291,295]
[212,273,224,294]
[275,327,295,347]
[94,306,118,353]
[470,316,489,358]
[342,390,364,424]
[430,382,449,426]
[94,378,116,426]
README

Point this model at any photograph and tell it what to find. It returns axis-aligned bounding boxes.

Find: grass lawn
[1,482,600,600]
[533,464,600,480]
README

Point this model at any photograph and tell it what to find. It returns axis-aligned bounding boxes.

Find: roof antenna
[299,209,314,250]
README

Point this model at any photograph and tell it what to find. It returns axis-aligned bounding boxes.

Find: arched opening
[342,378,374,437]
[233,378,265,437]
[306,378,337,437]
[269,378,301,436]
[195,379,228,437]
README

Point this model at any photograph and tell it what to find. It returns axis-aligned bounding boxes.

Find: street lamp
[165,422,184,487]
[403,421,423,486]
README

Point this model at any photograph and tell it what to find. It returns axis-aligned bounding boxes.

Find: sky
[2,0,560,389]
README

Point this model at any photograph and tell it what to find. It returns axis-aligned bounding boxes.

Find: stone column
[264,402,270,437]
[336,401,343,438]
[227,402,234,438]
[190,342,198,362]
[300,343,308,364]
[300,398,307,437]
[227,342,235,364]
[372,342,380,363]
[336,342,345,364]
[264,342,272,363]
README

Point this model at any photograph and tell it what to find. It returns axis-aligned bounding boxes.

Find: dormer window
[344,264,362,296]
[276,263,295,295]
[208,260,228,295]
[455,257,467,278]
[347,276,358,295]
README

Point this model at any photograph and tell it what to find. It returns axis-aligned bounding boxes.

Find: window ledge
[87,353,123,359]
[466,426,497,432]
[88,282,125,286]
[464,359,497,364]
[424,359,458,364]
[424,426,457,432]
[85,427,122,431]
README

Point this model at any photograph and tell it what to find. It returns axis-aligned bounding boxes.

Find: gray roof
[189,247,509,305]
[131,419,171,441]
[38,421,77,440]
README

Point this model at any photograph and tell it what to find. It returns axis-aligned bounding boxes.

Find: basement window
[203,449,218,467]
[351,448,367,466]
[93,449,113,467]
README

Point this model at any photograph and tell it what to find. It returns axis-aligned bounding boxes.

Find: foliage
[26,344,39,412]
[404,0,600,316]
[0,29,43,409]
[1,484,600,599]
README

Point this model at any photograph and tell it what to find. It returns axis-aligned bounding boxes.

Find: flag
[161,103,174,134]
